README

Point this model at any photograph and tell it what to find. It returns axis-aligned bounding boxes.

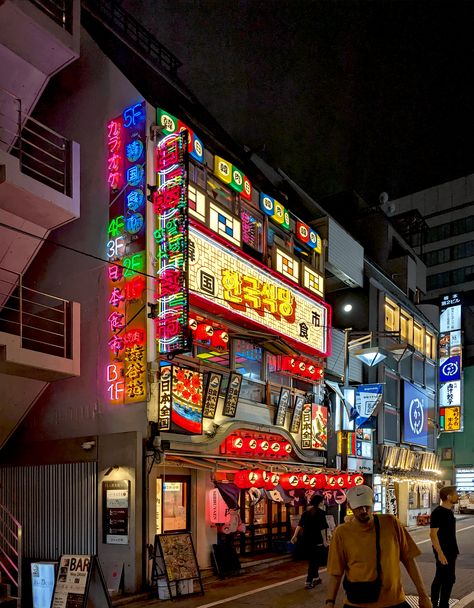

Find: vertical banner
[153,132,190,355]
[439,293,463,432]
[106,102,147,404]
[203,371,223,419]
[290,394,305,433]
[301,403,328,450]
[222,372,242,417]
[274,387,291,426]
[158,365,204,434]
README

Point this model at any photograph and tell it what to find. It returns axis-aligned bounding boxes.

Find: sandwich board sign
[51,555,111,608]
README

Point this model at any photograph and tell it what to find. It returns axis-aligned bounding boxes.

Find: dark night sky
[123,0,474,204]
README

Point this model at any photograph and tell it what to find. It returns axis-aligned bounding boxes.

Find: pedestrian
[430,486,459,608]
[291,493,329,588]
[325,485,431,608]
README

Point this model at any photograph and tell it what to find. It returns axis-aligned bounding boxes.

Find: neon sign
[214,155,252,200]
[105,101,147,404]
[188,227,331,357]
[157,107,204,163]
[153,132,190,354]
[259,193,290,230]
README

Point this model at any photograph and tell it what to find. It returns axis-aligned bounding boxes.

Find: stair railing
[0,503,22,604]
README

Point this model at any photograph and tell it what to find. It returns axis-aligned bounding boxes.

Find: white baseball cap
[346,485,374,509]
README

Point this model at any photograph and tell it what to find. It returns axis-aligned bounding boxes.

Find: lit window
[400,310,413,344]
[413,322,425,353]
[425,332,435,360]
[384,297,399,332]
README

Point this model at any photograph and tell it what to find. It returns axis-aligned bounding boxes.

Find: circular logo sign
[409,397,424,436]
[441,360,459,377]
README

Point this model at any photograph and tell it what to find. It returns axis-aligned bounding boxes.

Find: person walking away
[430,486,459,608]
[325,485,431,608]
[291,494,329,588]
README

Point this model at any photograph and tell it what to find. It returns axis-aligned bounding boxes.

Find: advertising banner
[354,384,383,427]
[403,381,433,448]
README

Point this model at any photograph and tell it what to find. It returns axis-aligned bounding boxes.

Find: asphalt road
[120,516,474,608]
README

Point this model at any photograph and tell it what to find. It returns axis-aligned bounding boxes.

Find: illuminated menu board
[153,132,190,354]
[105,102,147,404]
[439,293,463,432]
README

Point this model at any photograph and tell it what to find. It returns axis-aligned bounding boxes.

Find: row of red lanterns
[233,470,364,490]
[225,435,292,458]
[280,356,324,382]
[189,319,229,349]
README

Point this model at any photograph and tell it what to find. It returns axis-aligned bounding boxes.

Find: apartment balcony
[0,0,79,124]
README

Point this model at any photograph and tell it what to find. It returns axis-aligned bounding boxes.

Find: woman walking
[291,494,329,588]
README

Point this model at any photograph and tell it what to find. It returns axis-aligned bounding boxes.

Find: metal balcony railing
[30,0,74,33]
[0,503,22,604]
[0,87,72,196]
[0,269,71,359]
[82,0,182,77]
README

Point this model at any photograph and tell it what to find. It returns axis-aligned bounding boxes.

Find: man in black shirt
[430,486,459,608]
[291,494,329,588]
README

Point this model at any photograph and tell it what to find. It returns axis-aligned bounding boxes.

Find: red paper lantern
[281,441,292,456]
[247,469,265,488]
[279,472,300,490]
[243,437,259,453]
[258,439,270,454]
[227,435,244,453]
[353,474,365,487]
[211,329,229,349]
[298,472,311,489]
[263,471,280,490]
[315,473,327,489]
[335,475,346,489]
[269,441,281,456]
[233,469,264,489]
[194,323,214,341]
[188,318,198,331]
[307,474,318,489]
[234,470,251,489]
[325,475,337,489]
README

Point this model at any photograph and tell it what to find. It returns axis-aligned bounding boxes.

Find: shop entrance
[156,475,191,533]
[234,494,292,555]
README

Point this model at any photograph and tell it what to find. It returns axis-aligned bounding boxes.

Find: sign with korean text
[154,132,190,355]
[214,155,252,200]
[106,102,147,404]
[203,371,223,419]
[222,372,242,417]
[259,192,290,230]
[157,107,204,163]
[295,221,322,253]
[158,365,204,434]
[188,227,330,357]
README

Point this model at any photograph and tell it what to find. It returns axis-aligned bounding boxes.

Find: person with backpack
[291,493,329,588]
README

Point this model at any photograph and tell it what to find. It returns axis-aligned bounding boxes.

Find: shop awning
[165,452,326,472]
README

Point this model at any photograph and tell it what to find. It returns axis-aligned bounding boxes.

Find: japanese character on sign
[109,287,125,307]
[108,311,125,332]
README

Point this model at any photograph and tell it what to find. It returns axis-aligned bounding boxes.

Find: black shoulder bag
[342,515,382,604]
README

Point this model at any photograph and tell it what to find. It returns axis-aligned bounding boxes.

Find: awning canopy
[164,452,326,472]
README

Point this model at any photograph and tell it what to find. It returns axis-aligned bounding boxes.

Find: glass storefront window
[234,339,262,380]
[157,476,190,533]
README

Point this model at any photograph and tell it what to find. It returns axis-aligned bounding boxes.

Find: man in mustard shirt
[325,485,431,608]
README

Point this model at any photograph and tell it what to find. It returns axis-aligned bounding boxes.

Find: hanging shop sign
[295,221,322,253]
[222,372,243,417]
[274,387,291,427]
[354,383,383,427]
[188,227,331,358]
[290,394,305,433]
[157,107,204,163]
[106,101,147,404]
[214,155,252,200]
[301,403,328,450]
[402,381,434,448]
[153,131,190,355]
[203,371,223,419]
[259,192,290,229]
[158,365,204,434]
[439,293,463,432]
[221,431,292,459]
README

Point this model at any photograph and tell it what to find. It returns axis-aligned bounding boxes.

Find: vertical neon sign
[106,102,147,404]
[153,132,190,354]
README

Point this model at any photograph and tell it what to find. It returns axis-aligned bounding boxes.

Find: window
[234,339,262,381]
[400,310,413,344]
[425,362,436,390]
[423,247,450,267]
[384,297,399,332]
[267,354,291,386]
[384,373,399,407]
[241,201,264,253]
[452,240,474,261]
[425,332,435,359]
[413,322,425,353]
[189,161,206,189]
[413,355,424,385]
[157,476,190,533]
[207,175,233,211]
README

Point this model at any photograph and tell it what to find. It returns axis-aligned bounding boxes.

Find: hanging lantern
[258,439,270,454]
[279,472,300,490]
[325,475,337,489]
[226,435,244,453]
[298,472,311,489]
[233,470,251,489]
[307,474,318,489]
[264,472,280,489]
[353,474,365,486]
[242,437,259,453]
[269,441,281,456]
[211,329,229,350]
[233,469,264,489]
[314,473,327,489]
[194,323,214,341]
[188,318,198,332]
[247,469,265,488]
[282,441,292,456]
[335,474,346,489]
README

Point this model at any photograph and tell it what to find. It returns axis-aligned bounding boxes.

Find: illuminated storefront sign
[106,102,147,404]
[214,155,252,200]
[402,381,434,448]
[295,221,322,253]
[439,293,463,432]
[153,132,190,355]
[301,403,328,450]
[158,365,204,434]
[259,192,290,230]
[156,107,204,163]
[188,227,330,357]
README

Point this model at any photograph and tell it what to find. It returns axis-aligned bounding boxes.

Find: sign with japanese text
[106,102,147,404]
[222,372,242,417]
[203,371,223,419]
[354,384,383,427]
[403,381,433,448]
[301,402,313,449]
[274,387,291,427]
[439,293,463,432]
[188,227,330,358]
[153,131,190,355]
[290,394,305,433]
[102,480,129,545]
[158,365,204,434]
[311,404,328,450]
